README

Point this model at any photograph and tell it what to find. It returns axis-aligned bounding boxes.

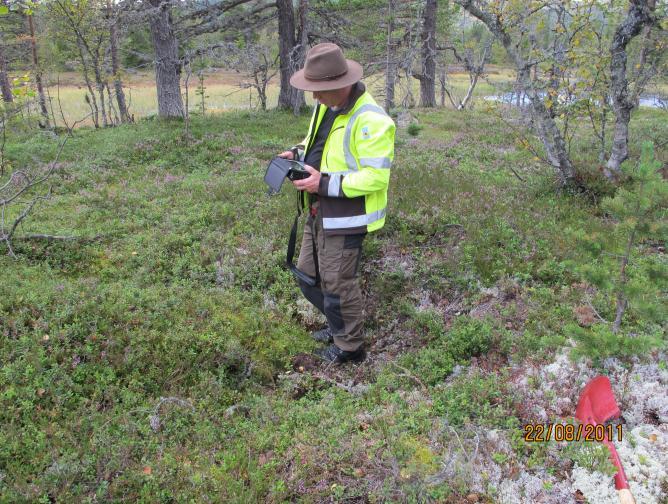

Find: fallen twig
[389,362,428,392]
[311,372,370,396]
[585,294,610,324]
[149,396,195,433]
[0,115,89,258]
[14,233,105,242]
[508,165,526,182]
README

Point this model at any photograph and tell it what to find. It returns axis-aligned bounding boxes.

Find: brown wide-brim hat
[290,43,363,91]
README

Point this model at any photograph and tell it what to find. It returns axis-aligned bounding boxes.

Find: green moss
[432,371,518,428]
[1,105,664,501]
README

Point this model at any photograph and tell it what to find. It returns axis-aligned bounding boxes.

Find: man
[278,43,396,364]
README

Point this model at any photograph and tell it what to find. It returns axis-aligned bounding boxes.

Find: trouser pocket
[296,216,317,277]
[340,248,362,279]
[341,233,365,279]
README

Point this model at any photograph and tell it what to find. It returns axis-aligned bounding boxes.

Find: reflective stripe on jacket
[296,84,396,235]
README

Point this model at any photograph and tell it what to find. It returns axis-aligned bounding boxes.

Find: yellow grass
[50,83,282,126]
[37,67,515,127]
[18,65,667,127]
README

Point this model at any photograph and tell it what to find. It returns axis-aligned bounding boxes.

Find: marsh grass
[40,68,515,127]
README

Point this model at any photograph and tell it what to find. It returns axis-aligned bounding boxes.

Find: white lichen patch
[571,425,668,504]
[428,426,575,503]
[498,472,574,503]
[571,467,619,503]
[509,349,596,421]
[294,296,326,327]
[613,425,667,504]
[616,360,668,426]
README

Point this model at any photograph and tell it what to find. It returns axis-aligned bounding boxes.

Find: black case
[264,157,308,194]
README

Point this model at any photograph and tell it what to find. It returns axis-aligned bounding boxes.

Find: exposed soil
[287,263,668,503]
[282,194,668,503]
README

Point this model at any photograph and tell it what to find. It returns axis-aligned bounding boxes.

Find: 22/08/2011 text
[523,423,623,442]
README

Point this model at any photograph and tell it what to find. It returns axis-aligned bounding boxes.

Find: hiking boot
[311,326,334,344]
[315,344,366,364]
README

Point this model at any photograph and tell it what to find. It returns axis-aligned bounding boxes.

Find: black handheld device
[264,157,310,194]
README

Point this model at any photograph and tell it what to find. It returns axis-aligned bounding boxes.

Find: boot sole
[316,348,366,364]
[311,335,334,344]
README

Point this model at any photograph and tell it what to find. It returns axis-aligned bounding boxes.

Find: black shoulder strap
[305,104,321,155]
[310,204,320,284]
[286,190,319,287]
[286,105,321,287]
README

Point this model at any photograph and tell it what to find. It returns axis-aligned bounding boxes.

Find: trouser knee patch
[323,291,344,333]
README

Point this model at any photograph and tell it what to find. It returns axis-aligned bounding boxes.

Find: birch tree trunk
[105,82,118,124]
[277,0,295,109]
[91,47,109,128]
[605,0,655,178]
[292,0,308,115]
[462,39,492,109]
[107,0,130,123]
[27,15,49,128]
[457,0,575,185]
[459,74,479,110]
[148,0,184,118]
[439,66,446,107]
[75,37,100,128]
[385,0,396,112]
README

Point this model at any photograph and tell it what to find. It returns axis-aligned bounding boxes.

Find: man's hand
[293,165,321,194]
[278,150,294,160]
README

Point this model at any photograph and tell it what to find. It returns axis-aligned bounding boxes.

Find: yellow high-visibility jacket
[294,83,396,235]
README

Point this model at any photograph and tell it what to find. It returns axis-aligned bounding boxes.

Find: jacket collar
[335,81,365,115]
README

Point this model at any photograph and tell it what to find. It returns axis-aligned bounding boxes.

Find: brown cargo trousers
[296,204,366,352]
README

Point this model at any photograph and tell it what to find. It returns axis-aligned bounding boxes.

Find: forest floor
[0,106,666,503]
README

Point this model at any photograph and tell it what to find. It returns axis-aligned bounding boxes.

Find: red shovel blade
[576,376,629,491]
[576,376,621,424]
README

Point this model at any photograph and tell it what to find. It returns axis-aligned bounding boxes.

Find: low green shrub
[447,316,493,360]
[407,123,423,136]
[401,316,493,385]
[432,372,517,428]
[402,348,457,386]
[568,323,664,364]
[561,441,618,476]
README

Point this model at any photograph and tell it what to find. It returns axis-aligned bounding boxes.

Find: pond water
[484,93,666,109]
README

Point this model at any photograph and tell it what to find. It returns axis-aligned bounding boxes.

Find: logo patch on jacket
[361,126,371,140]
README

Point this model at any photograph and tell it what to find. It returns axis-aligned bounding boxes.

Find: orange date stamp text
[523,423,623,442]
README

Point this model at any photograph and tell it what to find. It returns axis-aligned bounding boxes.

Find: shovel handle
[617,488,636,504]
[603,438,630,490]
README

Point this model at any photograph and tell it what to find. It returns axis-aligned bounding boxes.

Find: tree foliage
[457,0,665,184]
[568,142,667,360]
